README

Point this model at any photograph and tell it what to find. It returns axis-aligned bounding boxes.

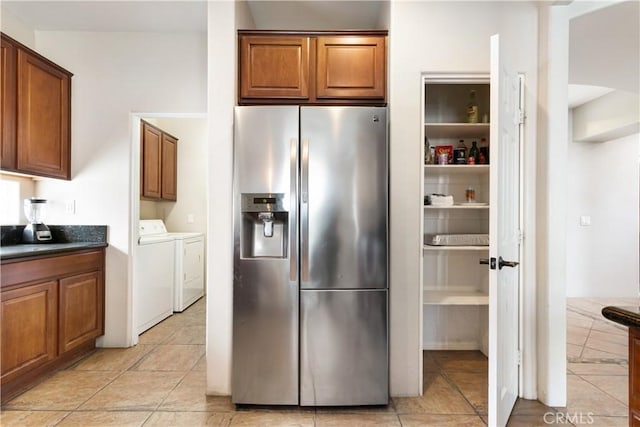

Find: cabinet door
[1,36,17,171]
[1,281,57,384]
[141,121,162,199]
[16,49,71,179]
[161,133,177,201]
[59,271,104,354]
[316,36,385,100]
[239,36,310,100]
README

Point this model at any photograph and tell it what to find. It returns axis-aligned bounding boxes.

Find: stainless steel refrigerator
[232,106,388,406]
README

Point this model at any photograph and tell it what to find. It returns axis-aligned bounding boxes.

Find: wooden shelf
[424,164,489,174]
[425,122,490,139]
[423,245,489,252]
[423,289,489,306]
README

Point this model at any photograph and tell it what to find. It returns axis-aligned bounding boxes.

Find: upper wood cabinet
[0,33,72,180]
[141,122,162,199]
[141,120,178,201]
[161,133,177,201]
[1,36,17,171]
[240,36,310,100]
[316,36,385,100]
[238,31,387,105]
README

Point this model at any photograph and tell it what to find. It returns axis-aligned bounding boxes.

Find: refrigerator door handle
[301,137,309,282]
[290,137,298,282]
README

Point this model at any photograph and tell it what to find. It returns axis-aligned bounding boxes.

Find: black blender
[23,198,52,243]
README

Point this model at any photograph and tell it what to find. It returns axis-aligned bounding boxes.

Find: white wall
[31,31,206,347]
[206,0,237,395]
[0,7,35,48]
[388,1,539,396]
[566,127,639,297]
[572,90,640,142]
[536,3,569,406]
[0,174,36,224]
[235,0,256,29]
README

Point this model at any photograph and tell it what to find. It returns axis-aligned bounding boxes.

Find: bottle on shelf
[467,90,478,123]
[425,137,434,165]
[453,139,467,164]
[479,137,489,164]
[465,186,476,203]
[468,140,479,165]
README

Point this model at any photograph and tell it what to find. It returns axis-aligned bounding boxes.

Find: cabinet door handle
[479,258,489,265]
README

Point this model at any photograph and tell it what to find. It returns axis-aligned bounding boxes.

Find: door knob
[498,256,519,270]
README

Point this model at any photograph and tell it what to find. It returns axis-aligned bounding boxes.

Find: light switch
[579,215,591,226]
[187,214,195,224]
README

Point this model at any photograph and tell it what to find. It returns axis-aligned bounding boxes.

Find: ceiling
[0,0,387,33]
[1,1,208,33]
[569,0,639,95]
[2,0,637,107]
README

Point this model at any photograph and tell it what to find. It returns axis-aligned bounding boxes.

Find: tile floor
[0,297,636,426]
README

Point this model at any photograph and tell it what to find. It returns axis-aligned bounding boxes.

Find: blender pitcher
[22,198,52,243]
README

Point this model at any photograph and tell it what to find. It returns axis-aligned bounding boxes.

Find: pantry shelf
[423,289,489,306]
[424,164,489,174]
[424,122,490,139]
[423,245,489,252]
[424,205,489,210]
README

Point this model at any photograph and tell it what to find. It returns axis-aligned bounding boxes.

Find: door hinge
[518,109,526,124]
[518,230,524,245]
[517,350,522,366]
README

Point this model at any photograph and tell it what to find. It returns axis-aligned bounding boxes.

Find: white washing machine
[166,231,205,312]
[136,220,175,335]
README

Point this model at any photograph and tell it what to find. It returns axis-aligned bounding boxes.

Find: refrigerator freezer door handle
[290,138,298,282]
[301,137,309,282]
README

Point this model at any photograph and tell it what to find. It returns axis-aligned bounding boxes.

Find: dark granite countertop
[1,225,108,261]
[1,242,108,260]
[602,306,640,329]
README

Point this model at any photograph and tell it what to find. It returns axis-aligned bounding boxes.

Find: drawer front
[1,249,103,289]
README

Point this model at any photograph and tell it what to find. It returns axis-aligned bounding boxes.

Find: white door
[488,34,522,427]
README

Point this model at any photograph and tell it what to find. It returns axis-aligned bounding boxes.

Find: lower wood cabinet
[1,281,57,385]
[0,248,105,402]
[59,271,104,354]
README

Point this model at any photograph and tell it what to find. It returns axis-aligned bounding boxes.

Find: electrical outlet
[579,215,591,226]
[65,200,76,214]
[187,214,195,224]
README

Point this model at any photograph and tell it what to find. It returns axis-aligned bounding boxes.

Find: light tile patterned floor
[0,297,636,426]
[562,297,638,427]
